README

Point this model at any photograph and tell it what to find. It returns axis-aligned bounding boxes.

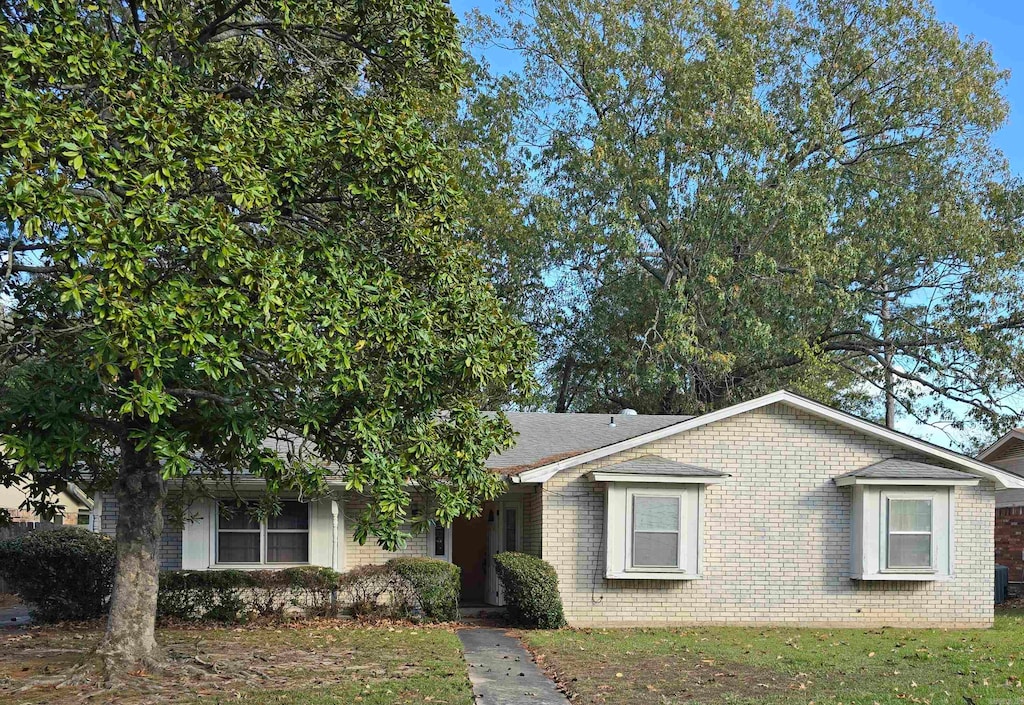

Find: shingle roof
[592,455,726,477]
[486,412,693,476]
[835,458,977,482]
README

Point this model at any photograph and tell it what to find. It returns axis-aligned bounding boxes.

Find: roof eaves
[514,390,1024,489]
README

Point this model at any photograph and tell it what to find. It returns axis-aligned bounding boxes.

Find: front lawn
[0,621,474,705]
[520,614,1024,705]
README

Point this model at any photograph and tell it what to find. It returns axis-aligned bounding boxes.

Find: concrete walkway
[0,603,30,628]
[457,627,570,705]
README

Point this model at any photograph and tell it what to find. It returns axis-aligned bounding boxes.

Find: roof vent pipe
[608,416,616,428]
[619,408,638,415]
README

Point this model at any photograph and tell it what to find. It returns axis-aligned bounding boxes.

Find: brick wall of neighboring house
[996,506,1024,587]
[540,402,994,628]
[97,494,183,571]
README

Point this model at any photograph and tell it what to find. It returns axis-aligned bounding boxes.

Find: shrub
[0,527,116,622]
[337,564,417,620]
[388,557,460,622]
[493,551,566,629]
[158,566,342,621]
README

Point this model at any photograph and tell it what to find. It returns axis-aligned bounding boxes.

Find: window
[217,501,309,565]
[77,509,92,526]
[631,496,681,568]
[503,506,519,552]
[886,498,933,569]
[433,522,447,557]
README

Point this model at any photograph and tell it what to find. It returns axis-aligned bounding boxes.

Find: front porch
[445,485,540,607]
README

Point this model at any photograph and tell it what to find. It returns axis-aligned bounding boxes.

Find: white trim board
[835,477,979,487]
[512,390,1024,490]
[591,472,727,485]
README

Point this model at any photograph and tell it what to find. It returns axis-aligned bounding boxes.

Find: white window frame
[626,491,684,571]
[214,500,311,567]
[880,491,936,573]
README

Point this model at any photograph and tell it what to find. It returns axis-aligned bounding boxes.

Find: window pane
[267,532,309,563]
[219,502,259,530]
[633,532,679,567]
[504,508,518,552]
[434,523,446,557]
[889,534,931,568]
[889,499,931,532]
[633,496,679,532]
[268,501,309,530]
[218,532,260,562]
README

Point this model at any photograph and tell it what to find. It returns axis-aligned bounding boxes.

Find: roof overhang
[590,472,728,485]
[834,477,980,487]
[977,429,1024,462]
[512,390,1024,490]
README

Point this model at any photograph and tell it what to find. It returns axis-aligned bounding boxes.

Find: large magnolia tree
[0,0,533,670]
[462,0,1024,442]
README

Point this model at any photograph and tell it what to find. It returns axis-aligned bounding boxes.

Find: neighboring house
[0,479,94,526]
[976,429,1024,592]
[94,390,1024,627]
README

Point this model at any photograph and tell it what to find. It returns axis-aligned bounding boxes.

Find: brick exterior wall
[521,485,543,558]
[97,494,182,571]
[996,506,1024,586]
[342,494,431,569]
[540,402,994,628]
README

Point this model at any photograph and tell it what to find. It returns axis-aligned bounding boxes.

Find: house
[976,429,1024,594]
[0,479,94,526]
[95,390,1024,627]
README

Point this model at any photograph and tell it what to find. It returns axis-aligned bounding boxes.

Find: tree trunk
[881,294,896,429]
[98,441,166,671]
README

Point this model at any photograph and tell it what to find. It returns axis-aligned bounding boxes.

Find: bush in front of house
[387,557,460,622]
[493,551,566,629]
[337,563,418,620]
[0,526,116,622]
[158,566,342,621]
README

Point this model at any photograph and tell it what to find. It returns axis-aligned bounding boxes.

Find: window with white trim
[602,484,703,579]
[885,497,933,570]
[217,501,310,565]
[845,484,956,581]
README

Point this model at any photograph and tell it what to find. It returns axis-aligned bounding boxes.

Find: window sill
[208,563,312,570]
[606,571,701,581]
[851,572,952,582]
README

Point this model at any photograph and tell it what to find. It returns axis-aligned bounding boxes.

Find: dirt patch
[0,594,21,610]
[0,620,461,705]
[520,632,798,705]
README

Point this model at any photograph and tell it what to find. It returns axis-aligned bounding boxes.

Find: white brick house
[95,390,1024,627]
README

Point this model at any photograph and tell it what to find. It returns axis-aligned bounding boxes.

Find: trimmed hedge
[387,557,460,622]
[493,551,566,629]
[158,562,457,623]
[158,567,341,621]
[0,527,116,622]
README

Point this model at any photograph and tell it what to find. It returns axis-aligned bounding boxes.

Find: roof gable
[511,390,1024,490]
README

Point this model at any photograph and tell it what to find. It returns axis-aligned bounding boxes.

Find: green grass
[0,622,474,705]
[519,613,1024,704]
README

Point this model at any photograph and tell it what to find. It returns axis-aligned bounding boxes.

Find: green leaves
[0,0,534,548]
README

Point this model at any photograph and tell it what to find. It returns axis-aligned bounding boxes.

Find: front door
[484,499,523,606]
[452,513,488,604]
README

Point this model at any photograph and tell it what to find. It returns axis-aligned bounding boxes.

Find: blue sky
[931,0,1024,171]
